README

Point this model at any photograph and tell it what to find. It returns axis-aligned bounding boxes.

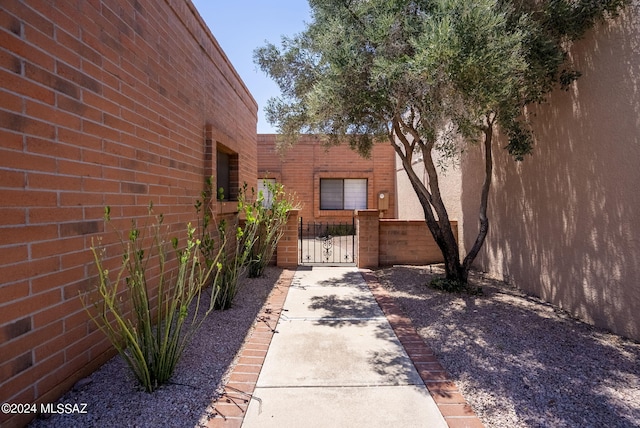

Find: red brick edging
[360,270,485,428]
[203,269,295,428]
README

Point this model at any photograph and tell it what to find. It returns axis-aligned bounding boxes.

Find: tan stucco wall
[395,151,465,252]
[462,4,640,340]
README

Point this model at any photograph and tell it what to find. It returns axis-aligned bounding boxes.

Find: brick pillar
[277,209,300,268]
[356,210,379,268]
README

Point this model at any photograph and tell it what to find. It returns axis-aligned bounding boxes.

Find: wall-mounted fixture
[378,191,389,211]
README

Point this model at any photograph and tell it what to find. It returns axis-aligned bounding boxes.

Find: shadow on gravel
[376,265,640,428]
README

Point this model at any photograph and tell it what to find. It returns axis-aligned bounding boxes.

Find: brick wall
[257,134,397,224]
[275,209,300,269]
[0,1,257,426]
[356,213,456,268]
[379,220,458,266]
[355,210,379,268]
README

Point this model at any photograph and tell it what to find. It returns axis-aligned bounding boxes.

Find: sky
[190,1,312,134]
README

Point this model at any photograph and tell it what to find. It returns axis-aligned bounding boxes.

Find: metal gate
[299,217,356,265]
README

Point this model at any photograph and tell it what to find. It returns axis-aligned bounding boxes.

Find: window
[216,146,238,201]
[320,178,367,210]
[258,178,276,208]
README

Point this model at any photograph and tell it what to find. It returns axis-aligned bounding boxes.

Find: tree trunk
[463,119,494,272]
[390,115,494,287]
[390,122,466,284]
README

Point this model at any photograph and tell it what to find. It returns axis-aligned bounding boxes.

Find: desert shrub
[213,213,259,310]
[81,204,222,392]
[243,180,296,278]
[196,182,260,310]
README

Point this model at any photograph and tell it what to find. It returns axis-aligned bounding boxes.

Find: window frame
[319,178,368,211]
[216,144,238,202]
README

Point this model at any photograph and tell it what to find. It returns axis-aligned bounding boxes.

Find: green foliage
[213,216,257,310]
[81,204,222,392]
[255,0,628,285]
[322,223,355,237]
[256,0,628,158]
[241,180,297,278]
[204,183,263,309]
[257,0,630,160]
[194,177,254,310]
[195,176,223,273]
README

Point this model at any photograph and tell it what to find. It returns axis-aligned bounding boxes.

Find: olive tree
[255,0,628,287]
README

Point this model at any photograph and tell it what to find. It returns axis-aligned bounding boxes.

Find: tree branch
[463,115,494,270]
[391,118,439,227]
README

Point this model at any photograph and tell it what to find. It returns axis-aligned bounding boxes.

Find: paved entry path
[241,266,448,428]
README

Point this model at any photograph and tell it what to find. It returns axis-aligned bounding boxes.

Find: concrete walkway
[241,266,447,428]
[204,266,483,428]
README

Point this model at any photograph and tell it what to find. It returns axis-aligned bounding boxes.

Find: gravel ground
[29,266,284,428]
[28,264,640,428]
[375,265,640,428]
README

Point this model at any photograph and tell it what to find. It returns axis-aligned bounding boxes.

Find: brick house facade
[0,1,257,426]
[257,134,397,225]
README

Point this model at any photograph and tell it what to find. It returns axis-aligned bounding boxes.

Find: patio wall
[461,5,640,341]
[0,1,257,426]
[356,210,456,268]
[379,220,458,266]
[272,208,454,269]
[275,209,301,269]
